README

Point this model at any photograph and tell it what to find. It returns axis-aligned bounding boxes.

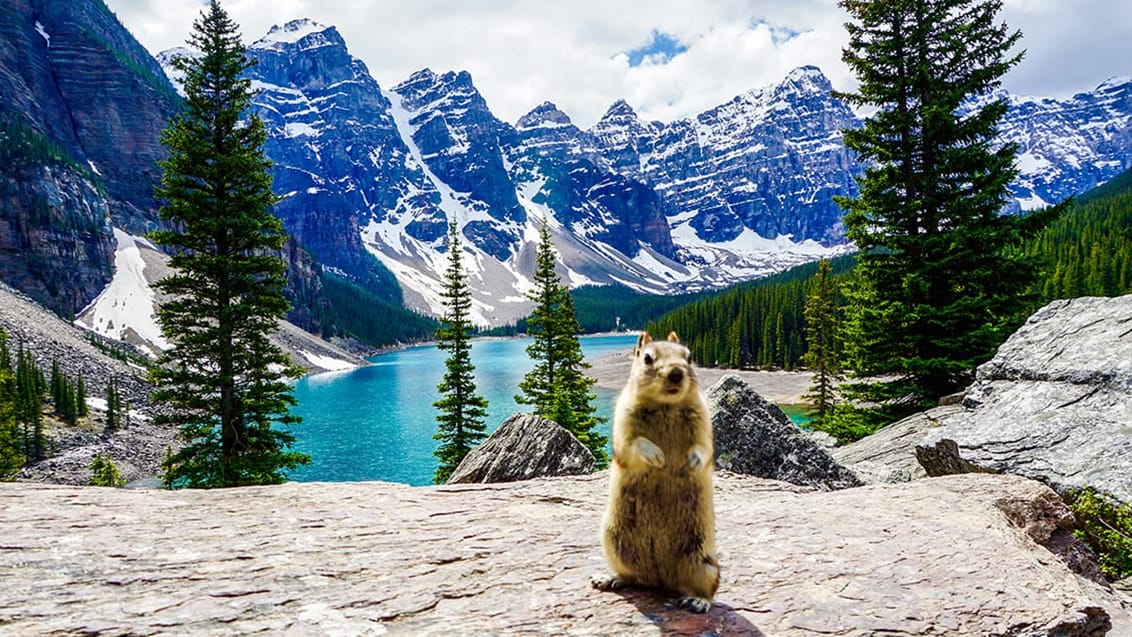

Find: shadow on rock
[610,587,767,636]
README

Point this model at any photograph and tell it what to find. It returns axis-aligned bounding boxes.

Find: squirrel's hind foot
[674,595,712,613]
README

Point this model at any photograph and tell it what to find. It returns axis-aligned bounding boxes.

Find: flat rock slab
[1,473,1129,636]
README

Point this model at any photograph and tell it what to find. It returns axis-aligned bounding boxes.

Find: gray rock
[0,473,1127,635]
[831,405,963,484]
[447,414,595,484]
[916,296,1132,506]
[706,374,862,490]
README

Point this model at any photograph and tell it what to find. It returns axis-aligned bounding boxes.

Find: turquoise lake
[287,333,808,486]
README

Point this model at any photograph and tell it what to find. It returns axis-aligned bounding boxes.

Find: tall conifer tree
[801,260,842,430]
[151,0,309,487]
[517,221,608,466]
[433,222,489,483]
[834,0,1054,427]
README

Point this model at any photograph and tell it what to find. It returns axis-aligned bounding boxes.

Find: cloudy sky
[103,0,1132,128]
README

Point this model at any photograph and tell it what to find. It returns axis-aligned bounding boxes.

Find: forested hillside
[645,165,1132,372]
[1026,168,1132,300]
[646,256,856,369]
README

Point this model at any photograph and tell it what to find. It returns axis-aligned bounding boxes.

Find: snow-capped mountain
[591,66,860,247]
[994,77,1132,210]
[157,20,1132,326]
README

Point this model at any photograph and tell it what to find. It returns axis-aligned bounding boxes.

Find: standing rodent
[591,331,719,613]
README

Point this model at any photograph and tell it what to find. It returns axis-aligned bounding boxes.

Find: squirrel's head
[631,331,696,403]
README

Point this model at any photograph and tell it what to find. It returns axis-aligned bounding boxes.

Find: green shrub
[89,453,124,488]
[811,402,888,444]
[1069,488,1132,580]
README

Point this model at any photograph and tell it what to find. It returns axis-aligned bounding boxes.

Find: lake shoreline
[347,332,816,406]
[585,347,814,405]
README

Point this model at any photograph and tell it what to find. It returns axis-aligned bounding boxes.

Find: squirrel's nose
[668,368,683,384]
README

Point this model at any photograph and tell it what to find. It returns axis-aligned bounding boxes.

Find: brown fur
[592,331,719,612]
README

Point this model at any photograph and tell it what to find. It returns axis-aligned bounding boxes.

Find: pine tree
[105,377,119,432]
[432,221,489,483]
[517,220,565,415]
[801,260,842,430]
[15,345,45,461]
[89,453,125,488]
[150,0,309,488]
[516,220,608,466]
[0,329,24,479]
[50,360,62,408]
[548,293,608,468]
[833,0,1056,427]
[76,376,87,418]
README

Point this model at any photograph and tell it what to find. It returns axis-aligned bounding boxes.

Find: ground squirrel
[591,331,719,613]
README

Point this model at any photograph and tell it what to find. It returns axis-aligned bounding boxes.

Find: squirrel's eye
[643,353,654,366]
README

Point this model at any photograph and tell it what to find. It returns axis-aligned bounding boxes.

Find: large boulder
[916,296,1132,505]
[447,414,595,484]
[706,374,862,490]
[1,473,1128,635]
[830,405,962,484]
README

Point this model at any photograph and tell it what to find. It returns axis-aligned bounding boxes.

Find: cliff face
[0,0,180,316]
[32,0,179,235]
[0,161,113,317]
[0,473,1127,635]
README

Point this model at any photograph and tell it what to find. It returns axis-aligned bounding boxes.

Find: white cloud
[104,0,1130,127]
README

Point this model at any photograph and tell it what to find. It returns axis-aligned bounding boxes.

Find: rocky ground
[1,472,1128,636]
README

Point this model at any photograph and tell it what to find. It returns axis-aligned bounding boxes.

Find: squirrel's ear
[635,332,653,356]
[667,331,680,344]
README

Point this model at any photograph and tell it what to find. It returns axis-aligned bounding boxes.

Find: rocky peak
[515,101,574,131]
[393,68,481,112]
[776,64,834,97]
[252,19,340,51]
[390,66,526,262]
[601,98,638,120]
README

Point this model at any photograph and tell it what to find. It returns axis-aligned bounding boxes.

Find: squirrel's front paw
[635,438,666,469]
[684,447,708,473]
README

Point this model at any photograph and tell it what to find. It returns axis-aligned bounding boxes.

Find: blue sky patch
[751,19,802,45]
[624,30,689,67]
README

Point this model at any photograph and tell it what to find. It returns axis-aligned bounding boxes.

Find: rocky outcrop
[917,296,1132,506]
[447,414,595,484]
[0,473,1128,635]
[706,374,861,490]
[830,405,962,484]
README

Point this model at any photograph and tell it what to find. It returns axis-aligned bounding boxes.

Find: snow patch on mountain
[254,19,334,49]
[34,21,50,46]
[75,229,169,357]
[297,349,356,373]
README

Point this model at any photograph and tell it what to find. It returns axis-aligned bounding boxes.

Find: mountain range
[2,4,1131,336]
[174,18,1129,325]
